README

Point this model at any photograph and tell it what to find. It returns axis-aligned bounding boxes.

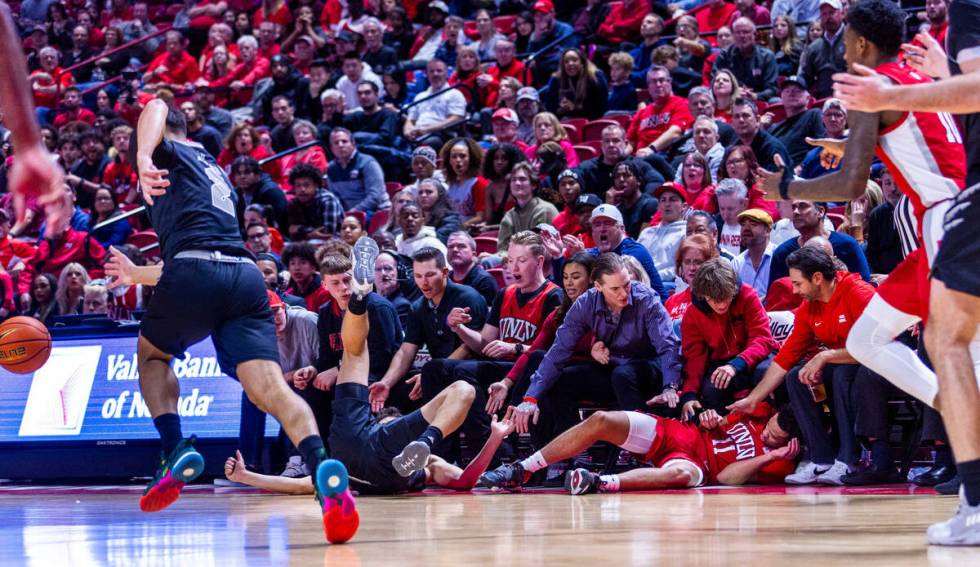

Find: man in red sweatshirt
[20,225,106,304]
[679,258,779,420]
[730,246,874,486]
[596,0,647,46]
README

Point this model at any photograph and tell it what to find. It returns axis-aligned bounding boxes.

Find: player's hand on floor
[224,450,246,482]
[771,438,800,461]
[368,381,390,413]
[486,381,510,414]
[105,246,136,289]
[406,374,423,401]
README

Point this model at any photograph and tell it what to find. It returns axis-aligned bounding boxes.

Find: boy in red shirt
[680,258,779,419]
[730,247,874,485]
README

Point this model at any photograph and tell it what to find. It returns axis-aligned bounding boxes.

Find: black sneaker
[841,467,903,486]
[913,465,957,487]
[936,475,962,495]
[479,462,528,491]
[564,468,601,495]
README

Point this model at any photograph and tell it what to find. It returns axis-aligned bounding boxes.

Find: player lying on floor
[223,413,516,494]
[480,404,801,494]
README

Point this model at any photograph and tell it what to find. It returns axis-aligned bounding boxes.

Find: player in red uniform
[0,4,70,237]
[759,0,967,410]
[479,403,800,493]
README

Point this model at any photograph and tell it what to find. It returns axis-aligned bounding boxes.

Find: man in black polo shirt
[767,76,826,164]
[447,231,498,306]
[370,247,488,413]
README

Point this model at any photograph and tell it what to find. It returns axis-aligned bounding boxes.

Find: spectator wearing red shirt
[477,39,526,108]
[217,123,281,184]
[256,21,282,61]
[143,30,201,90]
[923,0,949,45]
[22,226,107,301]
[629,66,694,156]
[102,125,139,204]
[596,0,648,45]
[0,209,38,297]
[664,234,719,321]
[52,87,96,128]
[697,0,738,40]
[551,170,586,236]
[282,242,332,313]
[30,47,74,110]
[730,247,875,484]
[679,259,779,418]
[730,0,772,27]
[254,0,293,29]
[209,35,271,107]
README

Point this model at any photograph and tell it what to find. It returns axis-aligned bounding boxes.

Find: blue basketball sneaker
[140,435,205,512]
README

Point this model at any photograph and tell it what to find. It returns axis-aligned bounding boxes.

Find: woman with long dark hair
[770,15,804,77]
[440,137,490,221]
[540,48,608,120]
[25,273,59,326]
[417,178,462,244]
[479,143,527,229]
[88,187,132,248]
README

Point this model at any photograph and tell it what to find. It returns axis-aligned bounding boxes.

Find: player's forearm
[130,264,163,286]
[0,4,41,150]
[136,99,169,162]
[443,431,508,490]
[381,345,416,386]
[747,362,788,403]
[878,73,980,114]
[717,453,776,485]
[235,470,313,494]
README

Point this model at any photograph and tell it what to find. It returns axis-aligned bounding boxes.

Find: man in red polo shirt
[143,30,200,90]
[730,246,874,485]
[629,66,693,157]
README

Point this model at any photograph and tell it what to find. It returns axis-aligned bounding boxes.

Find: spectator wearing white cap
[639,183,691,282]
[489,108,530,153]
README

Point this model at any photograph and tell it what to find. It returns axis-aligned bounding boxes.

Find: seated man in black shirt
[766,76,825,165]
[343,80,407,175]
[446,231,498,306]
[371,247,488,413]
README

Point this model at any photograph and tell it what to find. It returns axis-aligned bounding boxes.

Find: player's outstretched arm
[436,414,516,490]
[834,62,980,114]
[135,99,171,205]
[105,246,163,288]
[0,4,70,237]
[224,450,313,495]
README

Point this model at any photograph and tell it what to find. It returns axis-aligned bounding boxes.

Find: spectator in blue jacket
[326,128,391,214]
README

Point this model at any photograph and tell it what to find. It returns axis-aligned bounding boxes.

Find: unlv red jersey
[874,61,966,223]
[496,282,560,344]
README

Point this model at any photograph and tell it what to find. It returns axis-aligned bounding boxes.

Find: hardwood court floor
[1,484,978,566]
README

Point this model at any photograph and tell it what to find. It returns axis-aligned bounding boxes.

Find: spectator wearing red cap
[639,183,690,282]
[489,109,530,153]
[527,0,580,85]
[629,66,694,157]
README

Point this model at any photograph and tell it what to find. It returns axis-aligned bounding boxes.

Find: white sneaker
[785,461,829,485]
[280,456,307,478]
[816,460,850,485]
[928,489,980,546]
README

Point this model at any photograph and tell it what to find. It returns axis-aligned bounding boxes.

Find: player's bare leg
[926,280,980,546]
[137,335,204,512]
[393,380,477,477]
[480,411,631,490]
[566,461,700,495]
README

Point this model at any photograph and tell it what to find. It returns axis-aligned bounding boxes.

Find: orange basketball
[0,316,52,374]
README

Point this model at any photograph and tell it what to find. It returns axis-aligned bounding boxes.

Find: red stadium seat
[562,123,580,144]
[493,15,517,35]
[578,140,604,154]
[605,114,632,130]
[346,210,367,228]
[475,236,498,255]
[810,96,831,109]
[826,213,846,229]
[368,209,390,234]
[582,119,619,142]
[573,145,599,162]
[479,229,499,238]
[386,182,404,197]
[487,267,506,288]
[764,103,787,124]
[127,230,160,258]
[561,118,587,139]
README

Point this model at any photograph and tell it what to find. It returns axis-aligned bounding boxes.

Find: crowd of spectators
[2,0,956,487]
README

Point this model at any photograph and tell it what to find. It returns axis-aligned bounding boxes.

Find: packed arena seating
[1,0,960,490]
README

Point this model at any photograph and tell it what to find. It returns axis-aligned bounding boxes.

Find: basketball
[0,316,52,374]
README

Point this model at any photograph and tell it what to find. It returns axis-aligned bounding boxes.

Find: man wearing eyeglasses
[245,223,277,260]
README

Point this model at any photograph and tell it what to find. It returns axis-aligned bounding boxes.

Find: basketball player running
[104,98,357,544]
[479,405,801,493]
[757,0,971,476]
[0,3,71,236]
[827,0,980,547]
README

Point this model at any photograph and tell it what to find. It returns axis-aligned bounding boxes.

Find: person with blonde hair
[837,180,884,243]
[524,112,579,168]
[55,262,89,316]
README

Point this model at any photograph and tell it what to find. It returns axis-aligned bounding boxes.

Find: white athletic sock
[599,474,620,492]
[520,451,549,473]
[846,295,939,407]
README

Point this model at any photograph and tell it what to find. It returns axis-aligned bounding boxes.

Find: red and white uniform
[635,407,793,485]
[873,61,967,319]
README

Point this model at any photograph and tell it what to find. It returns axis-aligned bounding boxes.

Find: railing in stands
[92,139,321,231]
[55,24,172,99]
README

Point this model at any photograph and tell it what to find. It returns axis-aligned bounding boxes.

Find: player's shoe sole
[565,468,599,495]
[315,459,359,544]
[352,236,380,288]
[139,440,205,513]
[392,441,430,477]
